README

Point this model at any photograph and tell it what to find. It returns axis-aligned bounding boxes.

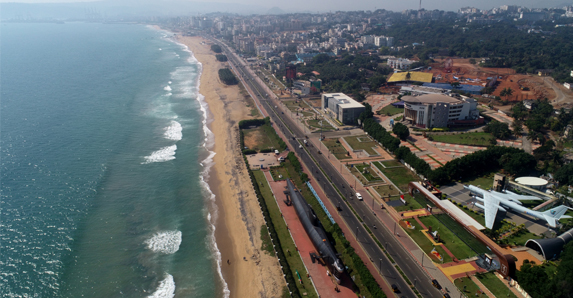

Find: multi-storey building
[402,94,482,128]
[321,93,365,125]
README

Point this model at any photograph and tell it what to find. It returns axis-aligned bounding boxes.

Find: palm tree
[405,72,411,80]
[500,87,513,101]
[512,120,523,138]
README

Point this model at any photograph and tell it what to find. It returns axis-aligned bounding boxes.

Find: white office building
[402,94,481,128]
[387,58,414,70]
[321,93,365,125]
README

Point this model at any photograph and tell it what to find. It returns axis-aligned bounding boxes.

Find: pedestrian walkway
[470,275,496,297]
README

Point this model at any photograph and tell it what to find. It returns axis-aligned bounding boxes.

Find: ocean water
[0,23,226,297]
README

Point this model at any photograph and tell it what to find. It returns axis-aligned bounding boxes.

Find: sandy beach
[176,35,284,298]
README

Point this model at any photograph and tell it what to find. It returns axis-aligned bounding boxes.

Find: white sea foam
[144,231,182,254]
[168,81,172,85]
[147,274,175,298]
[142,145,177,164]
[164,85,172,91]
[164,121,182,141]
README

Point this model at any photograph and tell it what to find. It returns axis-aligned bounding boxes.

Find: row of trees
[218,68,238,85]
[484,121,511,140]
[428,146,536,184]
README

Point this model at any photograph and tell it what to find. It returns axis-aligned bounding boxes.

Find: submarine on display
[286,179,345,283]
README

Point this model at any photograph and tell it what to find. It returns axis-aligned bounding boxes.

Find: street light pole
[356,226,359,241]
[379,258,382,272]
[394,222,396,235]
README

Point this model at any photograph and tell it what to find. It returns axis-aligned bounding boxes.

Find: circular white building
[515,177,548,190]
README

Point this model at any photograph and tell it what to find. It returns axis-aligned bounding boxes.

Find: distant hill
[267,7,285,15]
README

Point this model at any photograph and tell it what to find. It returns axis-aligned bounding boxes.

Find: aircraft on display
[465,185,571,229]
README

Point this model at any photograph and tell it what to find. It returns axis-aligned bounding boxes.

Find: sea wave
[164,121,182,141]
[142,145,177,164]
[147,274,175,298]
[164,85,172,91]
[144,231,182,254]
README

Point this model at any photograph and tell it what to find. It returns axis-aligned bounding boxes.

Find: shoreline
[175,34,284,298]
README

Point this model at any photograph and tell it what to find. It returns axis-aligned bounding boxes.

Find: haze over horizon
[1,0,572,15]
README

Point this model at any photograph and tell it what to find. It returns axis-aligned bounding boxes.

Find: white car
[356,192,363,201]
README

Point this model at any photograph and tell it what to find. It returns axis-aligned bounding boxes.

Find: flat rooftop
[388,71,433,83]
[402,93,462,105]
[323,93,364,109]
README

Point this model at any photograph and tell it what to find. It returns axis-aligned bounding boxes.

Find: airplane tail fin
[542,205,570,228]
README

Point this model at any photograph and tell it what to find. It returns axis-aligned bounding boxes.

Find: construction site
[423,58,573,108]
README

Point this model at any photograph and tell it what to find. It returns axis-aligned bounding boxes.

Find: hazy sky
[1,0,570,13]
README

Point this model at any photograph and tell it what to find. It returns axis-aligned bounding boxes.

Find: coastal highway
[215,38,444,298]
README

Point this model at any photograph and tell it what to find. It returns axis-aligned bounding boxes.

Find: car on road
[356,192,363,201]
[432,279,442,290]
[391,284,399,293]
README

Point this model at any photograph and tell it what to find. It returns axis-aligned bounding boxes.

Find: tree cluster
[218,68,238,85]
[395,146,432,177]
[427,146,534,185]
[484,120,511,140]
[238,117,269,129]
[516,242,573,298]
[367,19,573,82]
[215,54,228,62]
[210,44,222,53]
[362,118,401,153]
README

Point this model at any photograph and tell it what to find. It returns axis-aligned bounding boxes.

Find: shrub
[211,44,222,53]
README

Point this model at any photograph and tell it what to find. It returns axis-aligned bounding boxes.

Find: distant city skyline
[1,0,572,14]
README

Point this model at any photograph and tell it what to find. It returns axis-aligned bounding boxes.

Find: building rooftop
[402,93,462,104]
[387,71,433,83]
[515,177,548,187]
[323,93,364,108]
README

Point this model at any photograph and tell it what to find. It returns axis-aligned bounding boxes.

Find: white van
[356,192,363,201]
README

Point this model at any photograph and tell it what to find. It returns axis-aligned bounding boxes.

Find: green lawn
[354,164,383,182]
[373,162,419,192]
[450,201,486,226]
[270,166,290,181]
[418,215,476,260]
[504,229,540,246]
[322,138,351,160]
[462,174,494,190]
[373,184,401,198]
[252,170,317,297]
[380,160,402,167]
[243,123,286,152]
[392,195,424,212]
[430,132,495,146]
[454,277,487,297]
[377,104,403,116]
[344,135,380,155]
[400,219,453,263]
[307,119,336,131]
[475,272,518,298]
[284,99,312,112]
[433,213,490,254]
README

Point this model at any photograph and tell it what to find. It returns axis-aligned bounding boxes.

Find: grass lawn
[344,135,379,155]
[462,174,494,190]
[418,215,476,260]
[373,184,401,198]
[348,165,371,186]
[260,225,275,256]
[377,104,403,116]
[354,164,383,182]
[252,170,317,298]
[270,166,290,181]
[520,199,542,209]
[308,119,336,131]
[430,132,495,146]
[504,230,540,246]
[475,272,518,298]
[284,99,312,112]
[401,219,453,263]
[322,138,351,160]
[433,213,490,254]
[450,201,486,226]
[373,161,419,192]
[392,195,424,212]
[454,277,487,297]
[243,123,286,152]
[380,160,402,167]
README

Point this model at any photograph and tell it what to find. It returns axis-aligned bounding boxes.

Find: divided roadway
[216,38,444,298]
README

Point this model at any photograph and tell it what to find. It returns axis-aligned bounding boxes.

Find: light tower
[419,0,422,10]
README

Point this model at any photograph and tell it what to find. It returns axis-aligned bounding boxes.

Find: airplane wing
[490,190,541,204]
[483,192,500,229]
